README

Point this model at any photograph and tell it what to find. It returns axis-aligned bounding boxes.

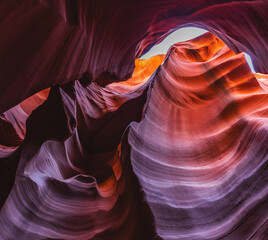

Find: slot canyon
[0,1,267,239]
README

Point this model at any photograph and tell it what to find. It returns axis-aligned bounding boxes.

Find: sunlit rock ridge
[0,1,267,240]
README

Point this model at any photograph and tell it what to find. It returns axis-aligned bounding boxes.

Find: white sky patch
[244,52,256,73]
[140,27,207,59]
[139,27,256,73]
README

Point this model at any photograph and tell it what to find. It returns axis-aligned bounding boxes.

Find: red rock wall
[0,1,268,239]
[0,0,267,113]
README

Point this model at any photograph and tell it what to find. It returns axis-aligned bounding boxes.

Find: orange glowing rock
[1,31,268,240]
[127,32,268,239]
[19,88,50,115]
[121,55,165,86]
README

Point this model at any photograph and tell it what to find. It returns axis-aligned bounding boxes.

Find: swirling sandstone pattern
[0,1,268,239]
[0,88,50,207]
[0,0,267,112]
[127,32,268,239]
[0,75,159,239]
[0,30,267,240]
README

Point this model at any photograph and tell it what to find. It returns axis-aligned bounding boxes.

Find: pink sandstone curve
[0,0,268,239]
[0,31,267,239]
[126,32,268,239]
[0,0,267,113]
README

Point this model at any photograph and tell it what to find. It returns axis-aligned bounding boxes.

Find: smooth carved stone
[0,29,268,239]
[0,78,157,239]
[0,0,267,113]
[127,32,268,240]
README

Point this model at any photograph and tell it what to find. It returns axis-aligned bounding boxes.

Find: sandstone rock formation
[0,1,267,239]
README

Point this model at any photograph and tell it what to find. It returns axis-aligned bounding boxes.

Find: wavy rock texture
[0,1,268,239]
[0,75,160,239]
[0,88,50,207]
[0,88,50,156]
[0,30,267,239]
[0,0,267,112]
[127,32,268,239]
